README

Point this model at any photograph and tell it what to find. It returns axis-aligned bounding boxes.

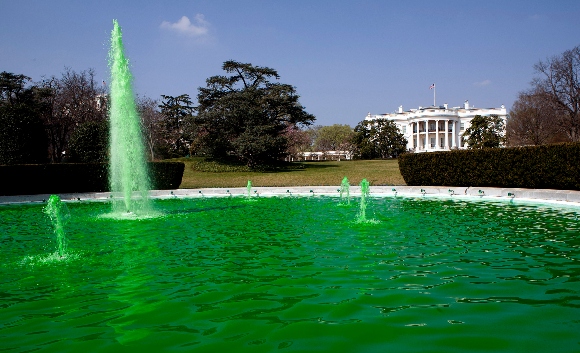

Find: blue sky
[2,1,580,126]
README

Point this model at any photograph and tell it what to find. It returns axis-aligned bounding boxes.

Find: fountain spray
[340,176,350,205]
[357,179,370,223]
[108,20,151,214]
[43,195,69,257]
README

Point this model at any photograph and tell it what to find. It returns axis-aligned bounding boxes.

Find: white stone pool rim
[2,186,580,208]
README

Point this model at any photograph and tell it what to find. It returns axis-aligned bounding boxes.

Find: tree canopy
[352,119,407,159]
[463,115,505,149]
[0,72,48,164]
[195,60,315,168]
[533,45,580,142]
[507,88,565,146]
[312,124,354,152]
[158,94,195,158]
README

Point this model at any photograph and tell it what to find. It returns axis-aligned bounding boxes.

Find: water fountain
[42,194,69,258]
[339,176,350,205]
[356,178,375,223]
[246,180,253,199]
[108,20,151,215]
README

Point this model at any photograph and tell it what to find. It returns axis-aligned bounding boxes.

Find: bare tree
[533,45,580,141]
[283,124,312,160]
[38,68,107,162]
[137,96,163,160]
[507,88,565,146]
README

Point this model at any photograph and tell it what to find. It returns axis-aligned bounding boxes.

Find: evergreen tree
[463,115,505,149]
[196,61,315,168]
[352,119,407,159]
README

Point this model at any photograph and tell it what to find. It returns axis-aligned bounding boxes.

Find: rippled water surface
[1,196,579,352]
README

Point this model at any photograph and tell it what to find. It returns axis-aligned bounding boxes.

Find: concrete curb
[2,186,580,207]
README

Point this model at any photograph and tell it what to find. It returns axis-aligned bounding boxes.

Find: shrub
[68,121,109,163]
[397,143,580,190]
[0,162,185,196]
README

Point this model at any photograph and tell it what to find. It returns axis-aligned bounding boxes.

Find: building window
[460,123,465,131]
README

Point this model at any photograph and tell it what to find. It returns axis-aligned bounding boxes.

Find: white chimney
[398,105,403,113]
[464,100,470,109]
[443,103,448,109]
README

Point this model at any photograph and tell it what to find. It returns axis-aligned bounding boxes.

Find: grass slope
[171,157,405,188]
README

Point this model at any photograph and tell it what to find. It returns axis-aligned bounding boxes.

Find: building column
[424,119,429,151]
[435,119,440,150]
[417,121,421,150]
[451,120,456,148]
[409,123,413,151]
[445,120,449,150]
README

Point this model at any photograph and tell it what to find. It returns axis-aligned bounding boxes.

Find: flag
[429,83,435,89]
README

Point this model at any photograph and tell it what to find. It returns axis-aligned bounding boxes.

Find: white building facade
[365,101,507,152]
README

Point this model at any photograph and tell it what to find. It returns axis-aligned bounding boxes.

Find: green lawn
[171,158,406,188]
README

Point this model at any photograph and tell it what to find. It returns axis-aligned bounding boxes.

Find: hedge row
[0,162,185,196]
[397,143,580,190]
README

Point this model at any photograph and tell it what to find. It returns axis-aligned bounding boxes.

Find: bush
[0,162,185,196]
[68,121,109,163]
[0,104,47,165]
[149,162,185,189]
[397,143,580,190]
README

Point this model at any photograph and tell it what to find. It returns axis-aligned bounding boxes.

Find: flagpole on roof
[430,83,436,106]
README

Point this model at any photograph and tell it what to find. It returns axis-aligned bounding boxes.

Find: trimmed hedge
[397,143,580,190]
[0,162,185,196]
[149,162,185,190]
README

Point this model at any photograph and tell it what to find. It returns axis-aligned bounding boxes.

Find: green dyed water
[247,180,253,198]
[108,20,150,214]
[42,195,69,257]
[357,178,373,223]
[339,176,350,205]
[2,196,580,352]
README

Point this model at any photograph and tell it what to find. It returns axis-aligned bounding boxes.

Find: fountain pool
[1,194,579,352]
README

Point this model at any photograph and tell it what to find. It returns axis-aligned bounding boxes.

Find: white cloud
[474,79,491,87]
[160,14,209,37]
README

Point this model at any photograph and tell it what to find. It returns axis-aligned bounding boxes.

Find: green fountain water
[246,180,252,198]
[108,20,151,214]
[43,195,68,257]
[356,178,373,223]
[4,196,580,351]
[339,176,350,205]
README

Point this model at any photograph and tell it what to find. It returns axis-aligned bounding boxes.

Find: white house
[365,101,507,152]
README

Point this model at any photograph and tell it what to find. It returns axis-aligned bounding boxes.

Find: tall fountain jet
[108,20,151,214]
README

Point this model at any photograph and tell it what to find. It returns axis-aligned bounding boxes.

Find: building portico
[365,101,507,152]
